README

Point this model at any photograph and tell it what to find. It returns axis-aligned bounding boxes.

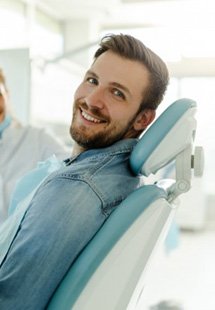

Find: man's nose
[85,87,105,110]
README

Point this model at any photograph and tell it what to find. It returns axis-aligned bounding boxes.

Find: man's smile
[80,107,106,124]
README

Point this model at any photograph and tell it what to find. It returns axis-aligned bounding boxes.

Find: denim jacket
[0,138,141,309]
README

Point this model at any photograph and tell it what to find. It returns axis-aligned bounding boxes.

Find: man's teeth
[81,110,101,123]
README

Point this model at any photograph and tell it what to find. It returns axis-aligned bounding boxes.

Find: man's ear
[133,109,156,131]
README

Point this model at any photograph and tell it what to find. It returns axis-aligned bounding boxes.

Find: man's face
[70,50,151,149]
[0,83,7,123]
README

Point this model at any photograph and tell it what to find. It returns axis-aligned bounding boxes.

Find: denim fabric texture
[0,138,140,310]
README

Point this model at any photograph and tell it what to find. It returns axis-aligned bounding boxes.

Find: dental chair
[47,98,203,310]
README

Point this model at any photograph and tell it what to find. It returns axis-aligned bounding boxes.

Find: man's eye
[113,89,125,99]
[87,77,98,85]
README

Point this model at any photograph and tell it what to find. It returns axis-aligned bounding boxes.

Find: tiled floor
[136,229,215,310]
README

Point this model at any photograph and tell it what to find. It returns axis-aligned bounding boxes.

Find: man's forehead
[90,50,148,77]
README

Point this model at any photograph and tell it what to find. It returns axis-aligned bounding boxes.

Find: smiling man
[0,34,169,309]
[70,50,155,151]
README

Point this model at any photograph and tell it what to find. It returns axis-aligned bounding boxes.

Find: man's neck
[72,142,86,157]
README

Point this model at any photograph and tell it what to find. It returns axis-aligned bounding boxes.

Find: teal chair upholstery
[47,98,201,310]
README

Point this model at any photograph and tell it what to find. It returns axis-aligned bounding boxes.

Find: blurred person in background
[0,67,69,224]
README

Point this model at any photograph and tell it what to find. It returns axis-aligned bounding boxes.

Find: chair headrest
[130,98,197,176]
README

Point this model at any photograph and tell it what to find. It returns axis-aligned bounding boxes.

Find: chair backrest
[130,98,197,177]
[47,98,199,310]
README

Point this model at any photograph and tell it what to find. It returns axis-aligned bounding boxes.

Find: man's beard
[70,100,137,149]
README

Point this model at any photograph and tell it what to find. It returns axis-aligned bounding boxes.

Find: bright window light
[30,24,63,59]
[0,8,26,48]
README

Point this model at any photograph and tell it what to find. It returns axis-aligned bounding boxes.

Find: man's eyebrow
[85,70,98,78]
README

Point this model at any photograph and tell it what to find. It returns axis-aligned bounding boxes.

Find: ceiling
[21,0,185,25]
[20,0,215,31]
[19,0,215,70]
[22,0,122,20]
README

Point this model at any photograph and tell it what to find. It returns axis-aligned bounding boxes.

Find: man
[0,69,69,223]
[0,34,169,309]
